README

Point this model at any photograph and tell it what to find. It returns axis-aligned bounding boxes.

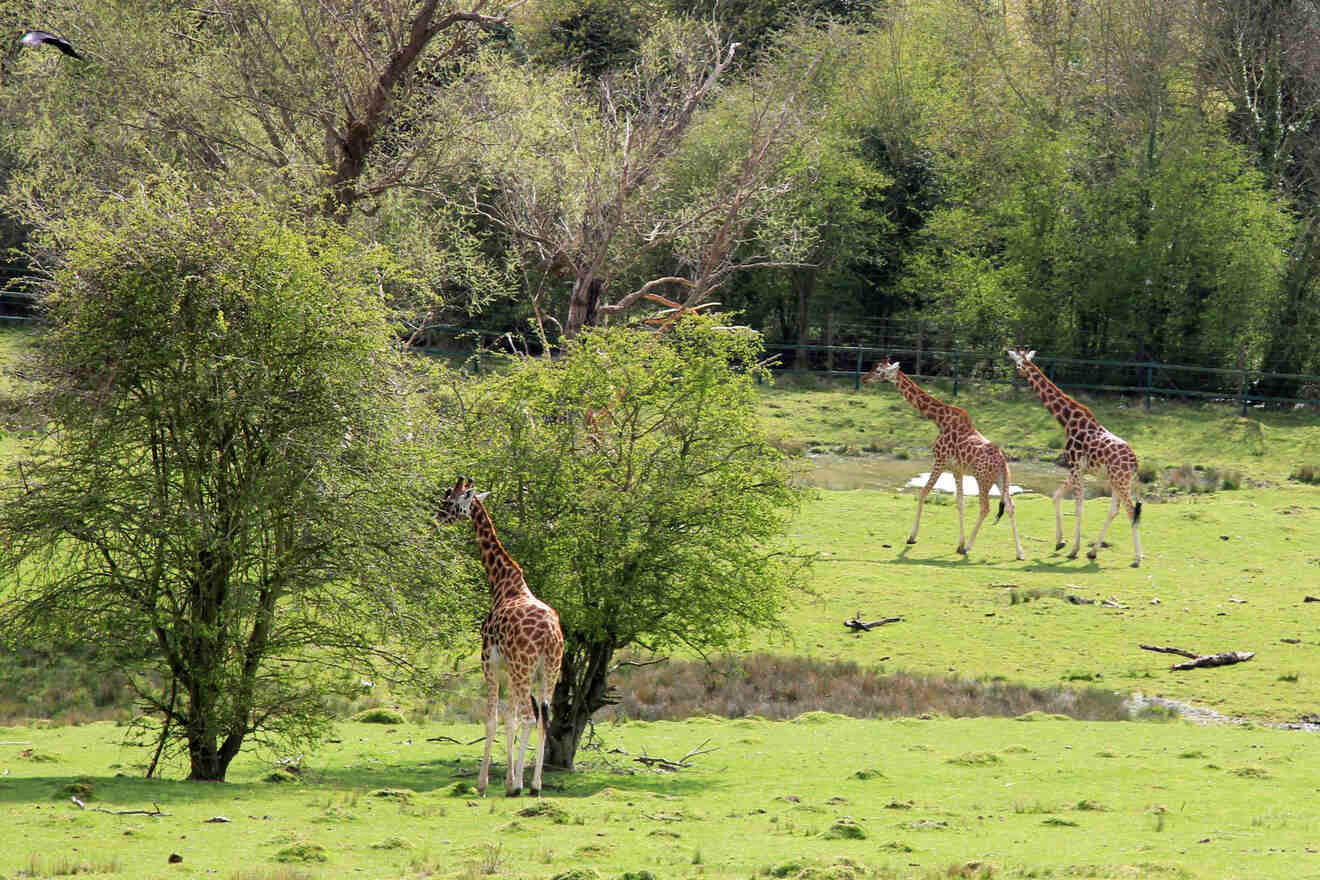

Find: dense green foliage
[432,317,809,766]
[4,0,1316,382]
[0,183,465,780]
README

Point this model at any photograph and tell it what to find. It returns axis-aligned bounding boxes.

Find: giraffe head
[1006,348,1037,375]
[435,476,489,524]
[862,357,902,386]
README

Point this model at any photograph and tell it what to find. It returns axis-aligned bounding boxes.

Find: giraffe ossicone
[863,357,1024,561]
[437,476,565,797]
[1005,348,1143,567]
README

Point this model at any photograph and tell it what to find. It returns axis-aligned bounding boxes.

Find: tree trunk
[565,276,604,338]
[791,267,816,371]
[545,633,617,771]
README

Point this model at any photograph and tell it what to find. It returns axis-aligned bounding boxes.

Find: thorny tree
[0,183,465,781]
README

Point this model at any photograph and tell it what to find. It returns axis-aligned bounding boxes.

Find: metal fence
[7,305,1318,413]
[763,343,1320,414]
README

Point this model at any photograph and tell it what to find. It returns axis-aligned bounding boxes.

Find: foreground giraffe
[1005,348,1143,567]
[437,477,564,796]
[864,357,1024,560]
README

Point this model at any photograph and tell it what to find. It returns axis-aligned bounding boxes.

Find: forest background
[3,0,1320,396]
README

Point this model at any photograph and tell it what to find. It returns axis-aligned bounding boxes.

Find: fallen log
[1170,651,1255,671]
[1139,644,1199,659]
[844,612,903,632]
[72,797,167,817]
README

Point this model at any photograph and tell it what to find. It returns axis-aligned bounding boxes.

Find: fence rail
[762,343,1320,414]
[7,313,1317,413]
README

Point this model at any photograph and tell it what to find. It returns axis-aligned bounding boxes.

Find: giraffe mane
[1014,350,1099,423]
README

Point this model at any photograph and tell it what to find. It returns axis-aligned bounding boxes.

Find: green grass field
[4,331,1320,879]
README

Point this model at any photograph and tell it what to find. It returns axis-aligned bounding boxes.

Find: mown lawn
[3,714,1317,880]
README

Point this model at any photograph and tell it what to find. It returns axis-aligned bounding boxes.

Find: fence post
[854,346,864,390]
[952,353,960,396]
[1144,363,1152,411]
[1240,369,1249,417]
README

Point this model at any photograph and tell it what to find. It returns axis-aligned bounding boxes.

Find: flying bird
[19,30,82,59]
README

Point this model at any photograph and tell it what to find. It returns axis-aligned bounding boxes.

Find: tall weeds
[600,654,1130,723]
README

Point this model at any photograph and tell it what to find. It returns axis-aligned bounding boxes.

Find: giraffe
[1005,348,1143,567]
[863,357,1024,560]
[436,477,565,797]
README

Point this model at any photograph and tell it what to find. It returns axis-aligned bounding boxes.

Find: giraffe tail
[530,695,551,732]
[995,462,1010,523]
[1133,500,1143,525]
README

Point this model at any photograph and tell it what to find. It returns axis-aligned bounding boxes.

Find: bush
[352,707,407,724]
[1291,464,1320,484]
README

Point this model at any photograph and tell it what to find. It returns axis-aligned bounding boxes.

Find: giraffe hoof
[530,787,541,798]
[1101,541,1112,549]
[906,538,918,545]
[507,788,522,798]
[1086,550,1097,560]
[1130,561,1141,568]
[956,546,967,556]
[1066,551,1078,560]
[1054,542,1066,551]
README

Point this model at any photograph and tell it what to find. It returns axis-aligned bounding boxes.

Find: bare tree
[455,18,844,336]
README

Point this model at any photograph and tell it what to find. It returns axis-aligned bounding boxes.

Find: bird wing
[20,30,81,59]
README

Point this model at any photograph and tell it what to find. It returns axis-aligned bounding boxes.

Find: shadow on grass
[0,773,274,806]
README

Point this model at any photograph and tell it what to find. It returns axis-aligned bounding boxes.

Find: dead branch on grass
[1139,644,1255,670]
[71,797,168,817]
[1139,644,1200,659]
[1170,651,1255,670]
[845,612,902,632]
[624,738,717,771]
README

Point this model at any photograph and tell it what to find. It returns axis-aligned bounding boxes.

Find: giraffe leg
[512,683,535,795]
[505,690,521,796]
[908,464,944,545]
[962,478,991,555]
[1088,494,1121,560]
[1068,476,1085,559]
[1002,484,1025,561]
[1051,483,1067,552]
[954,470,969,554]
[530,669,551,797]
[477,673,498,797]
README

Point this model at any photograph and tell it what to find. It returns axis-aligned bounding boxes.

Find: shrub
[1291,464,1320,484]
[352,707,407,724]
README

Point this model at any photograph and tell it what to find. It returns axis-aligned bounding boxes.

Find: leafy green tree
[0,180,463,781]
[433,317,809,768]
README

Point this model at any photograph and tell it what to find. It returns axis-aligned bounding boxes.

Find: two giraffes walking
[865,347,1143,568]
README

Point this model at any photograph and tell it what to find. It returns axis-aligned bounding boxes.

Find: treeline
[3,0,1319,388]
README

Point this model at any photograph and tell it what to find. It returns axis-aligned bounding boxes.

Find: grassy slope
[759,374,1320,482]
[763,486,1320,722]
[2,717,1316,880]
[4,336,1320,878]
[755,374,1320,723]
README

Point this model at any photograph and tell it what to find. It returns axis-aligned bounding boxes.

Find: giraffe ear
[475,491,490,503]
[1026,350,1036,361]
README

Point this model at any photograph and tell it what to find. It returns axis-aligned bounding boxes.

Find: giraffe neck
[1020,360,1096,431]
[468,499,527,604]
[895,371,967,428]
